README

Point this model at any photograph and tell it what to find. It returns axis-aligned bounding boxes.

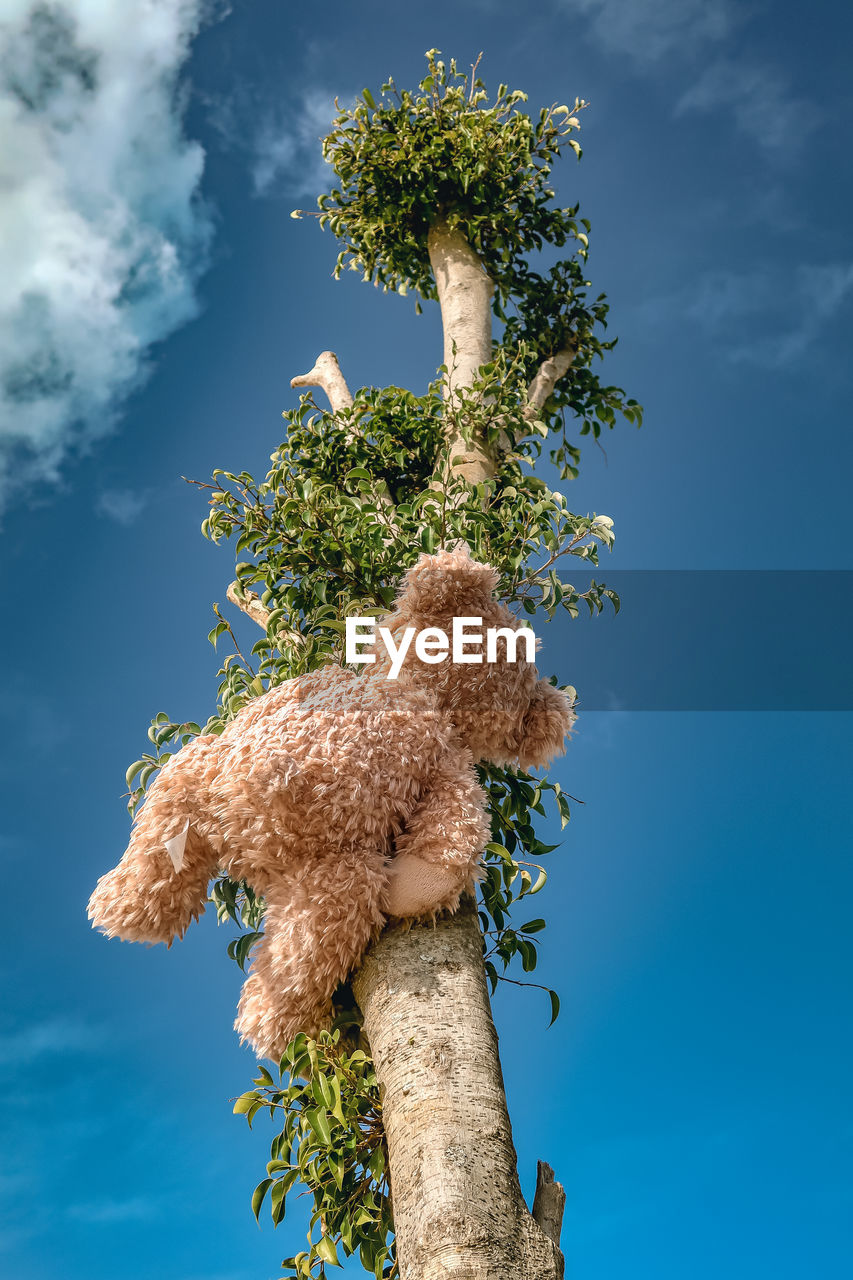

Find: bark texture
[427,217,495,485]
[353,899,563,1280]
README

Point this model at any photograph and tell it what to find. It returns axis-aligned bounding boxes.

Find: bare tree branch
[226,582,306,652]
[226,581,270,628]
[291,350,354,415]
[532,1160,566,1249]
[289,350,400,527]
[525,345,575,419]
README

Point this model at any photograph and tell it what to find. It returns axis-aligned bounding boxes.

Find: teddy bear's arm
[384,745,490,918]
[88,736,222,945]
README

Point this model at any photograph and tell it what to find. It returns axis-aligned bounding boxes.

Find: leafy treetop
[295,50,641,478]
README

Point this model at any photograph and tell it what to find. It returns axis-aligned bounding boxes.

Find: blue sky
[1,2,851,1277]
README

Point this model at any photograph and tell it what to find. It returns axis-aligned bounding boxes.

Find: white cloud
[0,1,215,512]
[96,486,148,524]
[567,0,735,65]
[0,1016,100,1066]
[206,83,343,199]
[564,0,817,163]
[676,58,821,152]
[684,262,853,367]
[574,701,630,751]
[252,90,340,198]
[66,1195,159,1224]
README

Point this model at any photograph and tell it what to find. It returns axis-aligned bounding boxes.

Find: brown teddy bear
[87,546,574,1059]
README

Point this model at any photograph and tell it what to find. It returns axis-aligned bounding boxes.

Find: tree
[127,50,639,1280]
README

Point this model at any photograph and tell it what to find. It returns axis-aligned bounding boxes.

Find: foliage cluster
[295,50,641,478]
[305,48,586,305]
[233,1032,393,1279]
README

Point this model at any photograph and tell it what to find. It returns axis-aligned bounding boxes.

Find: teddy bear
[87,546,574,1060]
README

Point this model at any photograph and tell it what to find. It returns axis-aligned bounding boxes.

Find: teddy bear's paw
[384,853,466,919]
[236,988,331,1063]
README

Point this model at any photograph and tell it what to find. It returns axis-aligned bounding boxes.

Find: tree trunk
[352,899,563,1280]
[353,221,565,1277]
[427,217,495,485]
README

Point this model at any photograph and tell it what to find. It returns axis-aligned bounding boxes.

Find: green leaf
[125,760,145,788]
[316,1235,341,1267]
[252,1178,273,1222]
[233,1091,259,1115]
[528,867,548,894]
[328,1149,345,1191]
[270,1176,289,1225]
[520,918,546,934]
[368,1144,385,1180]
[313,1072,334,1109]
[306,1106,332,1146]
[548,989,561,1027]
[329,1072,346,1126]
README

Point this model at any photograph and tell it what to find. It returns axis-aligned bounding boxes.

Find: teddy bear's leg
[88,735,222,945]
[384,743,491,918]
[235,845,387,1061]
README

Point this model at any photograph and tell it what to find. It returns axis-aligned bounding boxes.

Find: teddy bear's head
[371,546,574,769]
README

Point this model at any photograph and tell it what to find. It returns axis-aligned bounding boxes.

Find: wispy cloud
[568,0,736,65]
[563,0,817,162]
[0,1016,101,1067]
[206,84,346,199]
[251,89,340,198]
[66,1196,159,1225]
[685,262,853,367]
[95,486,148,525]
[0,1,216,513]
[575,702,630,751]
[676,58,820,152]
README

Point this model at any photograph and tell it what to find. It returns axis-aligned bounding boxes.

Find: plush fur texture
[88,547,575,1059]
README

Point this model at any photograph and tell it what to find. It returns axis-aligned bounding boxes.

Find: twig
[495,974,556,997]
[212,603,254,673]
[468,53,483,103]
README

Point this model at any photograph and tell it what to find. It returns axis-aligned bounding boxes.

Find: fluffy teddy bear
[87,546,574,1059]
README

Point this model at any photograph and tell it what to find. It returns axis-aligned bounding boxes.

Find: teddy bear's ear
[395,545,499,619]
